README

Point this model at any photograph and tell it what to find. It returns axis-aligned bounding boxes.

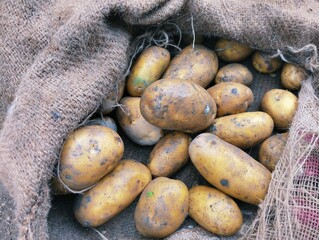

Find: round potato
[189,185,243,236]
[140,79,217,133]
[214,39,253,62]
[206,111,274,149]
[189,133,271,205]
[85,116,117,132]
[162,44,218,88]
[127,46,170,97]
[74,160,152,227]
[261,89,298,129]
[134,177,189,238]
[259,132,289,172]
[147,131,191,177]
[214,63,253,86]
[51,176,70,195]
[207,82,254,117]
[116,97,164,145]
[59,125,124,191]
[100,80,125,114]
[281,63,308,90]
[252,51,283,73]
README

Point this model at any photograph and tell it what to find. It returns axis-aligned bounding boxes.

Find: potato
[85,116,117,132]
[74,160,151,227]
[116,97,164,145]
[206,111,274,149]
[261,89,298,129]
[214,39,253,62]
[162,44,218,88]
[214,63,253,86]
[51,176,70,195]
[259,132,289,172]
[189,133,271,205]
[134,177,189,238]
[252,51,283,73]
[147,131,191,177]
[140,79,217,133]
[100,80,125,114]
[281,63,308,90]
[127,46,170,97]
[207,82,254,117]
[59,125,124,190]
[189,185,243,236]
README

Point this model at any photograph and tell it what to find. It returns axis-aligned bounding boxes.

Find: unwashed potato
[147,131,191,177]
[252,51,283,73]
[59,125,124,191]
[74,160,152,227]
[116,97,164,145]
[134,177,189,238]
[207,82,254,117]
[261,89,298,129]
[100,80,125,114]
[140,79,217,133]
[214,39,253,62]
[259,132,289,172]
[51,176,70,195]
[206,111,274,149]
[189,185,243,236]
[162,44,218,88]
[214,63,253,86]
[127,46,170,97]
[281,63,308,90]
[189,133,271,205]
[85,116,117,132]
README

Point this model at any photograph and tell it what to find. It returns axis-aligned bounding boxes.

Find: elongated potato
[162,44,218,88]
[214,39,253,62]
[207,82,254,117]
[140,79,217,133]
[252,51,283,73]
[74,160,152,227]
[189,185,243,236]
[214,63,253,86]
[189,133,271,205]
[134,177,189,238]
[147,131,191,177]
[127,46,170,96]
[281,63,308,90]
[59,125,124,190]
[206,111,274,149]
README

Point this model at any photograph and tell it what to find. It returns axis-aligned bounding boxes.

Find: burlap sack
[0,0,318,239]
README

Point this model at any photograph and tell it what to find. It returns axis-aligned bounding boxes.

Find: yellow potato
[140,79,217,133]
[59,125,124,191]
[259,132,289,172]
[127,46,170,96]
[189,133,271,205]
[252,51,283,73]
[206,111,274,149]
[134,177,189,238]
[100,80,125,114]
[189,185,243,236]
[116,97,164,145]
[281,63,308,90]
[74,160,151,227]
[51,176,70,195]
[261,89,298,129]
[207,82,254,117]
[162,44,218,88]
[147,131,191,177]
[214,63,253,86]
[214,39,253,62]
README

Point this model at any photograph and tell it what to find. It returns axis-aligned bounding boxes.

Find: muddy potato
[140,79,217,133]
[281,63,308,90]
[134,177,189,238]
[116,97,163,145]
[214,39,253,62]
[59,125,124,190]
[127,46,170,97]
[51,176,70,195]
[259,132,289,172]
[162,44,218,88]
[85,116,117,132]
[189,133,271,205]
[252,51,283,73]
[189,185,243,236]
[261,89,298,129]
[207,82,254,117]
[74,160,151,227]
[207,111,274,149]
[147,131,191,177]
[214,63,253,86]
[100,80,125,114]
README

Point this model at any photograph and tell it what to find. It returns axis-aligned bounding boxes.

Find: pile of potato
[52,37,308,238]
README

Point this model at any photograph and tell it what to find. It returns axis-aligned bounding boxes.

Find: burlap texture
[0,0,318,239]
